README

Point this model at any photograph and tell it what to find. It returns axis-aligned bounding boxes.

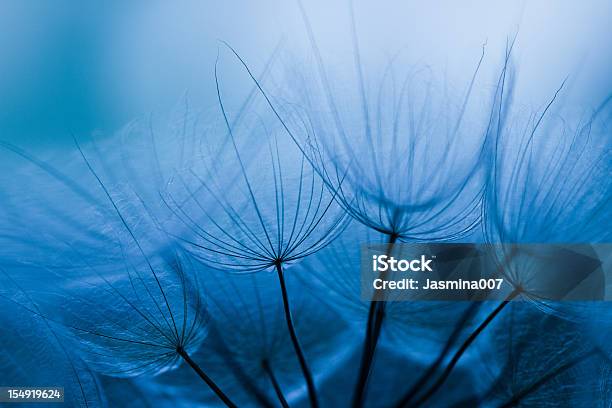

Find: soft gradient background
[1,0,611,146]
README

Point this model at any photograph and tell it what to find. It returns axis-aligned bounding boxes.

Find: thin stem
[499,349,597,407]
[275,262,319,408]
[411,288,521,408]
[394,302,480,407]
[262,359,290,408]
[352,234,397,408]
[177,346,238,408]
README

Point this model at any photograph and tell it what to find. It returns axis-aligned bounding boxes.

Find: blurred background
[0,0,610,147]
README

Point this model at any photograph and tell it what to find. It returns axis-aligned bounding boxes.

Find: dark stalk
[499,348,597,408]
[411,288,521,408]
[275,262,319,408]
[262,359,291,408]
[177,346,238,408]
[352,233,398,408]
[394,302,481,407]
[211,326,275,407]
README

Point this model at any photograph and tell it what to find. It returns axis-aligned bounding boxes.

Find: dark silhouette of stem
[352,234,398,408]
[262,359,290,408]
[210,325,275,407]
[395,302,481,407]
[275,262,319,408]
[412,288,521,408]
[499,349,596,408]
[177,346,238,408]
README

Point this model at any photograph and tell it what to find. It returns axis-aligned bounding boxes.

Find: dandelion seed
[484,93,611,311]
[411,87,612,408]
[162,54,349,408]
[248,7,518,403]
[0,139,238,408]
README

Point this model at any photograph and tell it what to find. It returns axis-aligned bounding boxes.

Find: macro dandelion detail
[0,140,236,407]
[0,1,611,407]
[242,8,517,403]
[161,56,349,407]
